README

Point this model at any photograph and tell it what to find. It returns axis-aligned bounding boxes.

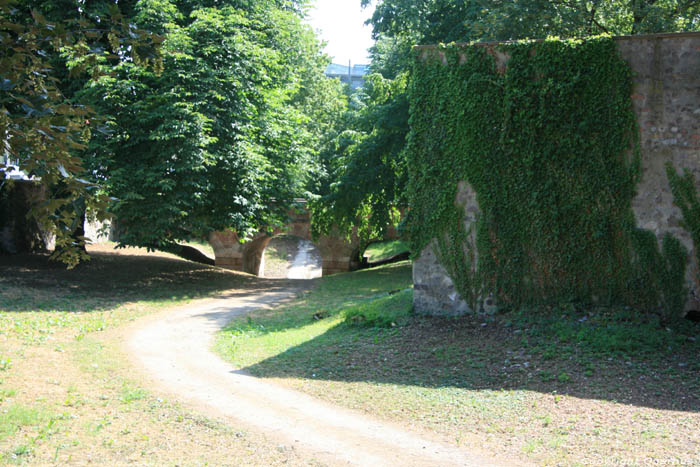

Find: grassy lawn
[2,243,699,465]
[0,245,314,465]
[216,262,700,466]
[363,240,409,263]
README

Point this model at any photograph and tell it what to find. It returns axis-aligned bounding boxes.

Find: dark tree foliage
[0,0,161,265]
[363,0,700,42]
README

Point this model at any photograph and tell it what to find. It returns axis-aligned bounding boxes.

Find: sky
[306,0,376,66]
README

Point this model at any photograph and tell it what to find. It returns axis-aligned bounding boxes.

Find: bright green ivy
[406,36,688,316]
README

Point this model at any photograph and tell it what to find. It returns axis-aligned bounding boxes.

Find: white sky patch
[306,0,375,66]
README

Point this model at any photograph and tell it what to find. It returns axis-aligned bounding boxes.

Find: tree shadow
[240,313,700,413]
[0,249,300,313]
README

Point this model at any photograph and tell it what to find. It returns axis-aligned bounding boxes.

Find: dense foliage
[364,0,700,42]
[80,0,338,249]
[0,0,161,264]
[313,0,698,245]
[407,37,687,316]
[4,0,698,266]
[308,0,700,246]
[310,71,408,245]
[2,0,345,260]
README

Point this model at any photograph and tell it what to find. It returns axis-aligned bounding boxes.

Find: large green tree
[3,0,343,262]
[364,0,699,42]
[311,70,408,245]
[72,0,336,251]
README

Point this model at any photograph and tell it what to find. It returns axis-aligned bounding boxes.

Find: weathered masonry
[411,33,700,315]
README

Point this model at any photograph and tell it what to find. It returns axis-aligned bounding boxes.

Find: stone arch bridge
[209,204,361,276]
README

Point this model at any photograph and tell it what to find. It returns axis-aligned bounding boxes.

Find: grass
[0,244,322,465]
[0,405,50,441]
[216,261,700,466]
[0,243,259,345]
[363,240,409,263]
[215,262,412,370]
[342,289,413,327]
[2,243,699,465]
[0,243,252,313]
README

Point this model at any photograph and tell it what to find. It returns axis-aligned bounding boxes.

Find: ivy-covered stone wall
[409,33,700,316]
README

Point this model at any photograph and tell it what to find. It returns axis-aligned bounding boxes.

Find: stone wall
[414,182,479,315]
[622,34,700,309]
[413,32,700,315]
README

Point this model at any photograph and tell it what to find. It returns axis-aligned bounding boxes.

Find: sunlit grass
[363,240,409,263]
[215,261,412,368]
[0,245,312,465]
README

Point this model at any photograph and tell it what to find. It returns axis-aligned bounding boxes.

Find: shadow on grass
[0,250,295,313]
[239,312,700,413]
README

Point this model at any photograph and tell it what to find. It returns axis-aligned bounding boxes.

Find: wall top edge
[413,31,700,51]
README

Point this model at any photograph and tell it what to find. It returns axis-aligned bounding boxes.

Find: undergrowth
[505,307,698,360]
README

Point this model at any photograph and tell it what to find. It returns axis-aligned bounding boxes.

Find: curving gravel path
[125,283,501,466]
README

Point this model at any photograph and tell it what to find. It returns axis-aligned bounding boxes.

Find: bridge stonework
[209,208,361,276]
[413,32,700,316]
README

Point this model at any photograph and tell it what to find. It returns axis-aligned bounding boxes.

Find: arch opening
[259,234,322,279]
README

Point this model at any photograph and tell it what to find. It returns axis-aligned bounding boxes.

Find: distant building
[325,62,369,89]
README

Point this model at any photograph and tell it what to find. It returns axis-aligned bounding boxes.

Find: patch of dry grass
[0,245,323,465]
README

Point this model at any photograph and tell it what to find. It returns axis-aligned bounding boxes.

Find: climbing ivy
[666,163,700,284]
[406,36,686,315]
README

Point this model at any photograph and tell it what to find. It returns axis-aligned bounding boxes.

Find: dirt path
[124,283,500,467]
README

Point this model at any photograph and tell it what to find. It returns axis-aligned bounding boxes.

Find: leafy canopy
[0,0,162,265]
[364,0,700,42]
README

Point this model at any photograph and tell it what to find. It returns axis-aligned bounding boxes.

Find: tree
[80,0,335,250]
[0,0,161,265]
[311,71,408,246]
[363,0,699,42]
